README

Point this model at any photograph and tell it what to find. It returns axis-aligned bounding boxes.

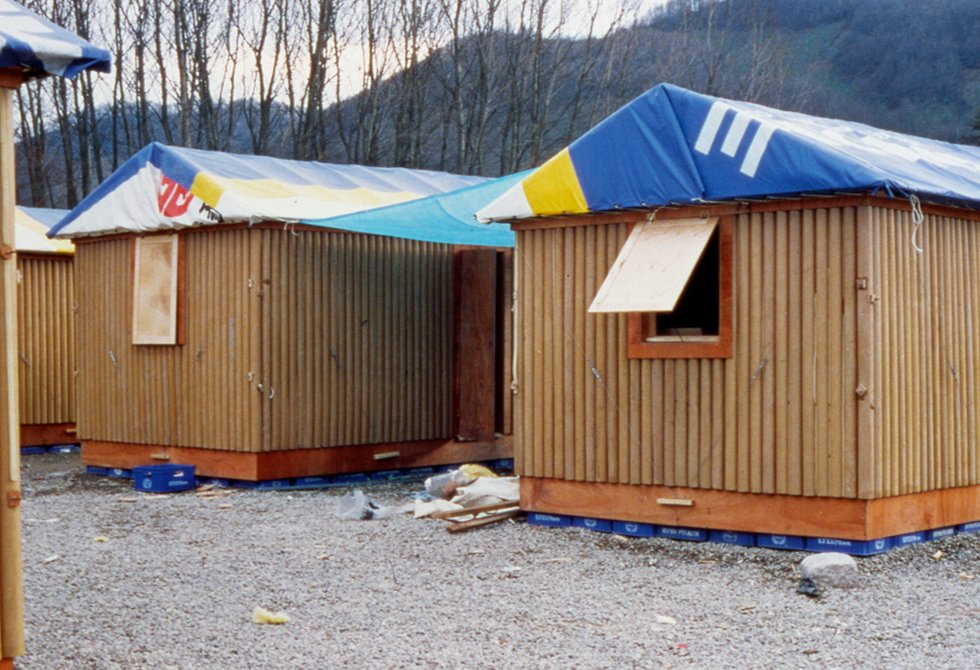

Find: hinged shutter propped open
[589,217,718,313]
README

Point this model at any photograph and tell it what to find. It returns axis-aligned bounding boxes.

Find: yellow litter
[252,606,290,625]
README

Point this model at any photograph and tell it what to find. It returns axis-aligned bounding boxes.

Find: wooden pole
[0,80,26,659]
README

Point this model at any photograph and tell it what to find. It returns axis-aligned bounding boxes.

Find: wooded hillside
[15,0,980,208]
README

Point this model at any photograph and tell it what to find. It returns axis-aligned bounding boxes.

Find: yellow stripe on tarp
[193,175,427,209]
[191,172,225,208]
[14,212,74,254]
[522,148,589,216]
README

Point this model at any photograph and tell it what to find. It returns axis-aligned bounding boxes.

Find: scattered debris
[416,464,521,532]
[94,536,108,543]
[423,463,498,499]
[316,554,329,561]
[656,615,677,625]
[932,549,945,561]
[958,572,975,581]
[42,555,60,564]
[673,643,689,657]
[218,503,233,510]
[451,476,519,508]
[116,497,139,503]
[448,509,520,533]
[799,552,858,588]
[336,490,402,520]
[796,577,823,598]
[414,499,463,519]
[196,485,234,499]
[252,606,290,625]
[430,501,518,521]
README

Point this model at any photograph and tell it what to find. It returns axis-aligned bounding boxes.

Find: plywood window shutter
[588,215,734,360]
[589,217,718,313]
[132,234,183,345]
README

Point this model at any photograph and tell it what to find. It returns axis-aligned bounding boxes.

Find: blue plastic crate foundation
[755,534,807,551]
[709,530,756,547]
[805,536,891,556]
[82,458,502,491]
[572,517,613,533]
[612,521,655,537]
[133,464,196,493]
[528,512,572,528]
[927,527,957,542]
[535,514,967,555]
[891,531,926,548]
[657,526,708,542]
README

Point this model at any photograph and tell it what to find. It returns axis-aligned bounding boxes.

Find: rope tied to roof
[909,194,925,254]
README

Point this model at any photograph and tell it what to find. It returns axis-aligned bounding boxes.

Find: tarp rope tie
[909,194,925,254]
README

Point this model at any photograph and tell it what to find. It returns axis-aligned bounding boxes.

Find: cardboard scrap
[414,499,464,519]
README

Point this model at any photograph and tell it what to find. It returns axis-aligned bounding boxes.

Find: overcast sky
[566,0,670,34]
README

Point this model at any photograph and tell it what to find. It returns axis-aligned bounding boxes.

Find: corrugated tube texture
[75,231,255,451]
[869,207,980,497]
[17,255,75,425]
[257,230,454,452]
[515,206,866,498]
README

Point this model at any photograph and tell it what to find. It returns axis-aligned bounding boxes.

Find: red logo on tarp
[158,175,194,217]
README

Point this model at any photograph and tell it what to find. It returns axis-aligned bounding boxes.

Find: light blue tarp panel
[19,206,69,228]
[479,83,980,220]
[302,172,525,247]
[0,1,110,78]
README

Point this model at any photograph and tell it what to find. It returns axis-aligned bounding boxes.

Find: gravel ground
[15,453,980,669]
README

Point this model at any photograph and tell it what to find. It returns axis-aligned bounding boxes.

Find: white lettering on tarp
[721,111,752,157]
[693,101,775,178]
[692,96,979,184]
[694,101,730,154]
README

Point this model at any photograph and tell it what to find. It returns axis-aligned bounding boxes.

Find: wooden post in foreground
[0,75,26,661]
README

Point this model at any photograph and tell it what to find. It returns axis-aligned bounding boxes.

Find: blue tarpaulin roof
[302,172,525,247]
[50,143,488,238]
[478,84,980,221]
[0,0,110,78]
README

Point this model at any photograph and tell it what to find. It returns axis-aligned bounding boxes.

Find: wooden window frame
[131,233,186,346]
[627,216,733,359]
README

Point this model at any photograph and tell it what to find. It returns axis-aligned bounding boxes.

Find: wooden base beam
[20,423,76,448]
[82,436,513,481]
[521,478,979,540]
[1,657,14,670]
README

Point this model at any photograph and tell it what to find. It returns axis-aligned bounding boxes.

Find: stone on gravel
[800,552,859,587]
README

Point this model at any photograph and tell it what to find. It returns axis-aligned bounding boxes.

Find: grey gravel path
[16,453,980,669]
